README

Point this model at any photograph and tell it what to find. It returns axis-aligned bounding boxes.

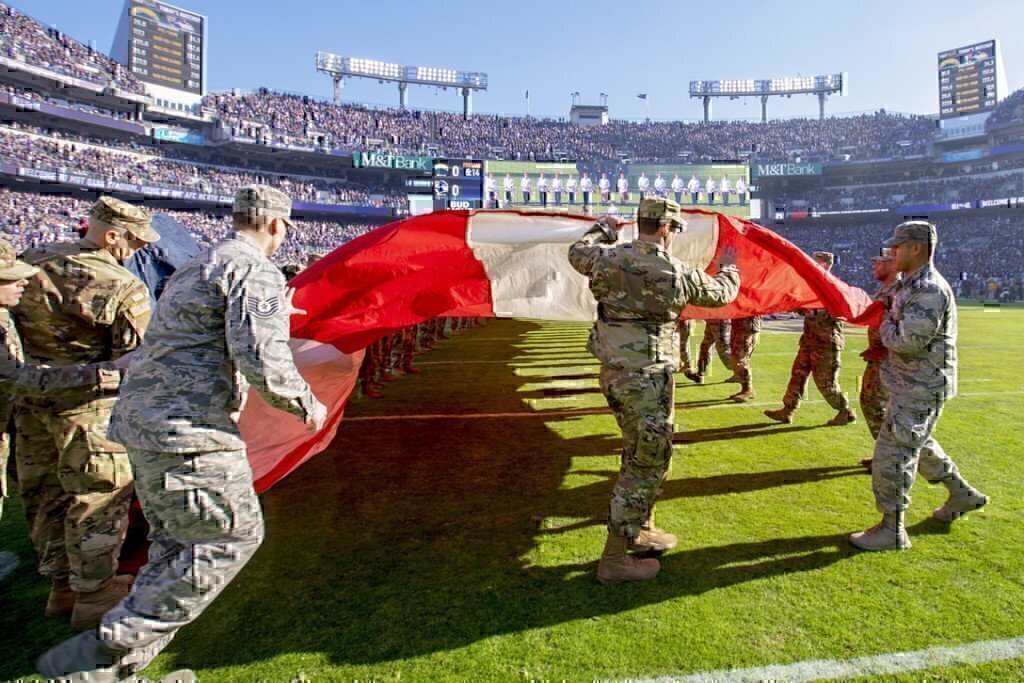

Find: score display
[938,40,999,119]
[432,159,483,210]
[127,0,204,94]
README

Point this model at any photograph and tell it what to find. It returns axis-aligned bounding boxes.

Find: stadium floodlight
[689,72,847,123]
[316,51,488,116]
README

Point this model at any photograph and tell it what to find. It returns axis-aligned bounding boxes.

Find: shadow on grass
[675,422,824,443]
[0,320,860,679]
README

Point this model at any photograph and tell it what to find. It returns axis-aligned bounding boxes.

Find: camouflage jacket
[14,239,150,414]
[731,315,762,337]
[108,231,322,453]
[798,308,844,350]
[569,224,740,372]
[861,279,898,363]
[880,262,958,401]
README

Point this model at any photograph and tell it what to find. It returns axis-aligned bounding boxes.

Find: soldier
[678,319,695,378]
[0,240,124,527]
[14,197,159,627]
[764,251,857,426]
[399,326,419,375]
[728,315,762,402]
[569,198,739,584]
[859,248,899,470]
[37,185,327,681]
[849,221,988,551]
[688,319,733,384]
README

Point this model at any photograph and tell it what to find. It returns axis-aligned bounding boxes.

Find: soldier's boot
[70,575,134,628]
[729,383,756,402]
[36,630,120,682]
[848,511,911,551]
[683,370,704,384]
[596,535,660,585]
[400,363,421,375]
[629,512,677,553]
[361,380,382,399]
[860,457,873,472]
[378,369,398,383]
[764,406,795,424]
[45,575,76,617]
[933,476,989,522]
[827,407,857,426]
[723,374,741,383]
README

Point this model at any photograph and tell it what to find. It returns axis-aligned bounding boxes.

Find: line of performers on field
[484,171,749,208]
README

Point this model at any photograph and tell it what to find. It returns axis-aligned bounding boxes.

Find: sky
[10,0,1024,121]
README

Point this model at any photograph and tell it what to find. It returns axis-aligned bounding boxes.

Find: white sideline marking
[346,389,1024,422]
[631,635,1024,683]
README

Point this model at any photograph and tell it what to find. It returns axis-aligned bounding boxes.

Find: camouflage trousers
[782,344,849,411]
[679,320,694,371]
[696,321,731,378]
[729,323,759,387]
[600,367,676,538]
[859,360,888,439]
[98,447,265,675]
[0,432,8,525]
[15,407,133,592]
[871,393,959,514]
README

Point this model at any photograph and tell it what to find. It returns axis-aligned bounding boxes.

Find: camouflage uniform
[872,261,962,513]
[13,198,157,593]
[568,208,739,538]
[695,319,731,379]
[729,316,762,388]
[678,319,694,372]
[780,307,850,411]
[54,186,325,678]
[859,281,897,439]
[0,241,121,525]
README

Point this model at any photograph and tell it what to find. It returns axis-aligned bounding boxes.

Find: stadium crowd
[0,188,381,266]
[0,3,145,94]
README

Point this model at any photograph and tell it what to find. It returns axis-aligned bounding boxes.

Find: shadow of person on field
[674,422,823,443]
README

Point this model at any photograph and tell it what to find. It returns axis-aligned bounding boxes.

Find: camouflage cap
[812,251,835,267]
[90,196,159,243]
[0,238,39,280]
[233,184,294,227]
[883,220,937,248]
[637,197,685,227]
[871,247,895,262]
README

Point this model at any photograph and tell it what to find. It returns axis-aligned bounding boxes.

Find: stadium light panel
[316,51,487,90]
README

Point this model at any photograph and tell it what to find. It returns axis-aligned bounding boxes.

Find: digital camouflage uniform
[0,241,121,525]
[14,199,156,593]
[569,215,739,538]
[781,307,850,412]
[729,316,762,389]
[695,319,731,379]
[59,187,325,678]
[872,261,963,513]
[859,280,897,439]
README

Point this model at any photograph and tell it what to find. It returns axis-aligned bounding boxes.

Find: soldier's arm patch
[128,300,151,319]
[246,295,281,318]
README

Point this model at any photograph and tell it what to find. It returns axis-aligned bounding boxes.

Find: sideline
[627,635,1024,683]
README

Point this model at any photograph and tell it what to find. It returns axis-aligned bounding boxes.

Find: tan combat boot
[764,406,795,424]
[629,510,678,553]
[596,535,660,584]
[933,476,989,522]
[827,407,857,426]
[729,383,756,402]
[70,575,134,628]
[45,576,76,617]
[849,512,911,551]
[683,370,703,384]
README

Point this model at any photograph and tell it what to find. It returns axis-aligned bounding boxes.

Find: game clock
[433,159,483,210]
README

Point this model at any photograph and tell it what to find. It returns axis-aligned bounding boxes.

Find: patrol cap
[90,196,159,243]
[0,238,38,280]
[637,197,685,227]
[812,251,835,267]
[233,184,294,227]
[883,220,936,248]
[871,247,894,262]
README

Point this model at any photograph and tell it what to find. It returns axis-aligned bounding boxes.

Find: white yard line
[628,635,1024,683]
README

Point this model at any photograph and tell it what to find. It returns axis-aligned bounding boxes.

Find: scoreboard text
[128,0,204,94]
[938,40,998,119]
[433,159,483,210]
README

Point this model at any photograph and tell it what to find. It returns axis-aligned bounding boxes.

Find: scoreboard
[127,0,204,94]
[938,40,1000,119]
[432,159,484,210]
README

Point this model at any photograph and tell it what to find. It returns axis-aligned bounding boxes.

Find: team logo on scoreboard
[433,163,449,177]
[434,180,449,197]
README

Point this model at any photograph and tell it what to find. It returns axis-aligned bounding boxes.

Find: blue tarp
[126,214,203,307]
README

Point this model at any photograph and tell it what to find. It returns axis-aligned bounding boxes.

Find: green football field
[1,303,1022,682]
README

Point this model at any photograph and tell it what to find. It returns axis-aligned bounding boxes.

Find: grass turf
[1,303,1022,682]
